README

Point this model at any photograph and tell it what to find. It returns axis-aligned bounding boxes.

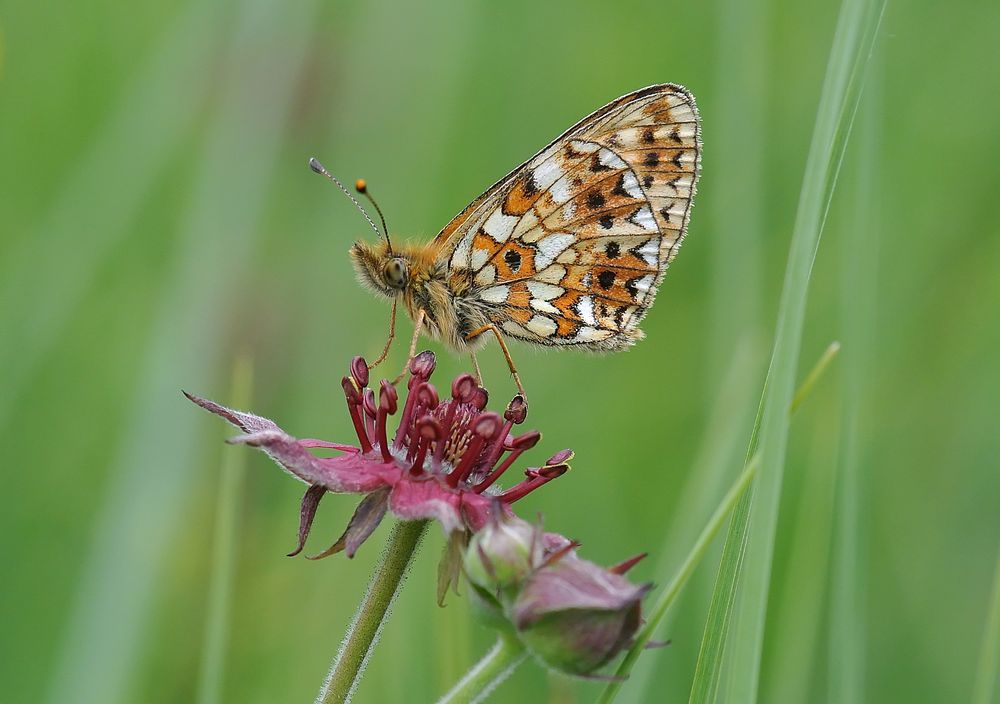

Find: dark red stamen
[350,356,369,388]
[449,412,501,487]
[409,418,441,475]
[341,376,373,453]
[546,449,574,465]
[408,350,436,381]
[375,380,397,463]
[473,431,541,493]
[504,395,528,425]
[362,388,377,442]
[452,374,478,403]
[470,386,489,411]
[497,463,568,503]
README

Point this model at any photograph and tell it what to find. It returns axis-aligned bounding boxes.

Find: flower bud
[463,514,540,594]
[511,552,651,675]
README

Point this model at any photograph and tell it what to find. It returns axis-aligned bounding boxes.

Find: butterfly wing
[433,84,701,350]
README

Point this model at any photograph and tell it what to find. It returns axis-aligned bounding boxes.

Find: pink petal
[184,391,280,433]
[230,430,398,493]
[388,475,465,533]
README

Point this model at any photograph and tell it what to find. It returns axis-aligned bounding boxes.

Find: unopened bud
[464,514,540,593]
[511,552,650,675]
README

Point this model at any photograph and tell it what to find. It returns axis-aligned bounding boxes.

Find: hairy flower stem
[437,634,527,704]
[317,519,429,704]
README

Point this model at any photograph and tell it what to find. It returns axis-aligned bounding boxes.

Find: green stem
[436,634,527,704]
[316,519,429,704]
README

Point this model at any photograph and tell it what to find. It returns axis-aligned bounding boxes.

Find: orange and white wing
[433,84,701,349]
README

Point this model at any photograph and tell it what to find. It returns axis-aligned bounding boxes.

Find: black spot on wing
[523,173,538,196]
[586,191,606,210]
[504,249,522,272]
[598,270,615,290]
[611,174,630,199]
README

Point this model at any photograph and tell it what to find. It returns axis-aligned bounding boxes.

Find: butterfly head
[350,240,410,298]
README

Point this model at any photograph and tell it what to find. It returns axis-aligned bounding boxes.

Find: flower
[464,512,651,676]
[185,351,570,559]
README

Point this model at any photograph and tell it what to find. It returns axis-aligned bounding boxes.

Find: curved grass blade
[827,52,882,704]
[724,0,888,700]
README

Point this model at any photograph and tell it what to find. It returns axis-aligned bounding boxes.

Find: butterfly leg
[469,352,483,384]
[367,299,397,369]
[392,308,425,384]
[465,324,526,401]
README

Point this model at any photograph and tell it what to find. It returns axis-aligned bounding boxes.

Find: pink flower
[185,352,569,559]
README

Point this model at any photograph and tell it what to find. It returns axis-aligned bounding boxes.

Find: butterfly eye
[384,258,408,289]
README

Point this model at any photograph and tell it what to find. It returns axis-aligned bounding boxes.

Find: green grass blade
[972,545,1000,704]
[828,51,882,704]
[687,480,754,704]
[195,356,253,704]
[687,342,839,704]
[725,0,887,700]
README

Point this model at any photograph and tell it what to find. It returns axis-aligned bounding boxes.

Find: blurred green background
[2,0,999,702]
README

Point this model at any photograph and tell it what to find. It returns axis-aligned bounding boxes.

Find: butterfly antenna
[354,179,393,253]
[308,157,384,245]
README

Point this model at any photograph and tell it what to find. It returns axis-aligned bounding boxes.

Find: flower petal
[513,555,650,626]
[288,484,326,557]
[228,430,397,493]
[389,476,464,533]
[184,391,280,433]
[308,487,391,559]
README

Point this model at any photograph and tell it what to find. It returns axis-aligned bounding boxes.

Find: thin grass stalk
[686,345,777,704]
[764,423,838,702]
[195,356,253,704]
[725,0,887,700]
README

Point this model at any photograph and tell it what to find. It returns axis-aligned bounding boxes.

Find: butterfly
[312,83,701,402]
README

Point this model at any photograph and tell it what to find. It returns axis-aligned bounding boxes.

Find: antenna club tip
[354,178,367,193]
[308,157,325,174]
